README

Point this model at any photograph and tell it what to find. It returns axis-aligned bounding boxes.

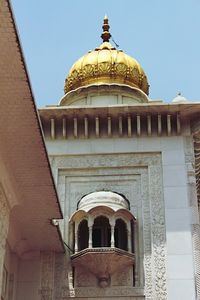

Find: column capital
[109,215,116,227]
[88,215,94,227]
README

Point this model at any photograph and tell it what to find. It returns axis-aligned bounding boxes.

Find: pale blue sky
[12,0,200,107]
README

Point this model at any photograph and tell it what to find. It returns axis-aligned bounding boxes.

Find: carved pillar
[109,217,115,248]
[149,164,167,300]
[74,222,78,253]
[111,225,115,248]
[88,226,93,248]
[68,222,74,253]
[88,216,94,248]
[68,270,75,297]
[127,221,132,252]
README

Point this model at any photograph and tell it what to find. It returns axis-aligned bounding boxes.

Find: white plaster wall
[46,136,197,300]
[162,138,196,300]
[63,93,147,106]
[90,95,118,105]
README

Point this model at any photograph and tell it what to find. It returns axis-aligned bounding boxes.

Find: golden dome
[64,16,149,95]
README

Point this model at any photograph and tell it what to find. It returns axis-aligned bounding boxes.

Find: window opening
[78,219,89,251]
[114,219,128,250]
[92,216,111,247]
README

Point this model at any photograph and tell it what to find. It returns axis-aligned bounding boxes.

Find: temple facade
[1,1,200,300]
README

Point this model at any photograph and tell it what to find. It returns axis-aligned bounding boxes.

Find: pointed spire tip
[101,15,111,42]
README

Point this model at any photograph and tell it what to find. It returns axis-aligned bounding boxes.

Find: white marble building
[39,16,200,300]
[1,1,200,299]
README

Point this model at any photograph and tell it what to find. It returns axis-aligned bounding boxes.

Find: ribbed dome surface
[64,41,149,95]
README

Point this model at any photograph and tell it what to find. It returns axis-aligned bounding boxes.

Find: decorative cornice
[71,247,135,259]
[40,111,181,139]
[39,103,200,140]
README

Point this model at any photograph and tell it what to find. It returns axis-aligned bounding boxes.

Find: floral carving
[115,63,127,76]
[82,65,95,78]
[64,61,148,94]
[98,62,111,75]
[184,135,200,299]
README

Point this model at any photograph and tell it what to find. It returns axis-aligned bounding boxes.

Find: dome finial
[101,15,111,42]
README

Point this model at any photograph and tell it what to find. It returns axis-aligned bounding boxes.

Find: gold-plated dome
[64,16,149,95]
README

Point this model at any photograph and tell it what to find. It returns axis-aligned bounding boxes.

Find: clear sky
[12,0,200,107]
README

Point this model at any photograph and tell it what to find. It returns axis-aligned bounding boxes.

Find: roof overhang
[0,0,64,253]
[39,102,200,119]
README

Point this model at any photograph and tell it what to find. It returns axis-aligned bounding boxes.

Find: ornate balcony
[71,247,135,287]
[69,191,136,288]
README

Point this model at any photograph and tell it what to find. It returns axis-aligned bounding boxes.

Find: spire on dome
[101,15,111,42]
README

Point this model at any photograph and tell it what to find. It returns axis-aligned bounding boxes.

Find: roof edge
[7,0,63,219]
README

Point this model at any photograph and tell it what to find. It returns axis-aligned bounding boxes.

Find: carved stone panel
[184,136,200,299]
[40,252,55,300]
[49,153,166,299]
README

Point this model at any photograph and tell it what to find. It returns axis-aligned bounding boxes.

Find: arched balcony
[69,191,136,288]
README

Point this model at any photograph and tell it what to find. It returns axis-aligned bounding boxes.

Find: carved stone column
[127,222,132,252]
[111,225,115,248]
[74,222,79,253]
[109,217,115,248]
[88,216,94,248]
